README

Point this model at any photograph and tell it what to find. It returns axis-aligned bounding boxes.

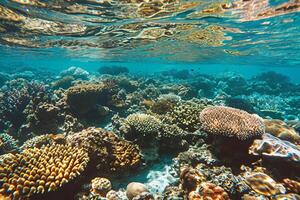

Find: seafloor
[0,66,299,200]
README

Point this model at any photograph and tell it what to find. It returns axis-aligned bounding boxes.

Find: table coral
[0,144,89,199]
[200,106,265,140]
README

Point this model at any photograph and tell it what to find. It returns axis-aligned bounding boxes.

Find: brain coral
[199,106,265,140]
[0,144,89,199]
[91,177,112,197]
[66,127,141,172]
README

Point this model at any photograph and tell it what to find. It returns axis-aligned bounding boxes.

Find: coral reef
[0,144,89,199]
[200,106,265,140]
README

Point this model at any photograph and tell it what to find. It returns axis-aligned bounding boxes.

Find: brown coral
[282,178,300,194]
[91,177,112,197]
[0,144,89,199]
[200,106,265,140]
[180,167,206,193]
[66,127,141,173]
[264,119,300,145]
[66,83,105,114]
[244,172,286,196]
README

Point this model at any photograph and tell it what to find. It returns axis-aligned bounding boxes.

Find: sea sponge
[264,119,300,145]
[122,113,162,141]
[66,127,141,172]
[0,144,89,199]
[164,101,207,132]
[244,172,286,196]
[91,177,112,197]
[200,106,265,140]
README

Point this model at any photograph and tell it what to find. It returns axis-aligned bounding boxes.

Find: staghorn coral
[249,133,300,163]
[0,144,89,199]
[244,172,286,196]
[66,127,141,173]
[91,177,112,197]
[282,178,300,194]
[163,100,207,132]
[121,113,162,142]
[200,106,265,140]
[264,119,300,145]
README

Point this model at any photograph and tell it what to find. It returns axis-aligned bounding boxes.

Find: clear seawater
[0,0,300,199]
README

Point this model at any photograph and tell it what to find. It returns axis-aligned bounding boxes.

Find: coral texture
[91,177,112,197]
[0,144,89,199]
[200,106,265,140]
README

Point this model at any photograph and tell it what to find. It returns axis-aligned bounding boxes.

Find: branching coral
[0,144,89,199]
[200,106,265,140]
[121,113,162,142]
[163,101,208,132]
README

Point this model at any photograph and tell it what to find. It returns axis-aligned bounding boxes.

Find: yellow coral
[0,144,89,200]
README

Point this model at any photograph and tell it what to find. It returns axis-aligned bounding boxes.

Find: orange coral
[200,106,265,140]
[198,182,230,200]
[0,144,89,199]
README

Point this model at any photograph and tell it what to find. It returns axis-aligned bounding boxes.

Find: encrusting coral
[200,106,265,140]
[0,144,89,200]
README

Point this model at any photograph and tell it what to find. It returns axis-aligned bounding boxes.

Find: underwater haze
[0,0,300,200]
